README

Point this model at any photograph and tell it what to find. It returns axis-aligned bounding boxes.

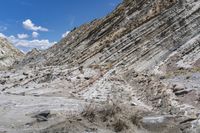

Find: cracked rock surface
[0,0,200,132]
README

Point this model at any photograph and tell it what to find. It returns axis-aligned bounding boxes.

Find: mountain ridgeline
[17,0,200,74]
[0,0,200,132]
[0,37,24,69]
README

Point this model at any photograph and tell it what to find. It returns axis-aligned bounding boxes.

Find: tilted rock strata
[0,37,24,69]
[17,0,200,74]
[1,0,200,132]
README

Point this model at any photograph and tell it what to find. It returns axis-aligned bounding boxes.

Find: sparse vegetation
[113,119,128,132]
[81,103,96,122]
[80,100,146,132]
[98,101,121,122]
[165,67,200,78]
[130,112,142,127]
[0,0,200,132]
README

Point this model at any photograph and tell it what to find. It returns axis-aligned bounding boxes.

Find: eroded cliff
[1,0,200,132]
[0,37,24,69]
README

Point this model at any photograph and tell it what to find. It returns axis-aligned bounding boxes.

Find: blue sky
[0,0,122,52]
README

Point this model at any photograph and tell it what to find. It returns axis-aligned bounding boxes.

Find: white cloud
[13,39,55,49]
[8,36,56,50]
[0,33,56,52]
[32,32,39,38]
[0,33,6,38]
[0,26,7,31]
[62,31,70,38]
[17,33,29,39]
[23,19,48,32]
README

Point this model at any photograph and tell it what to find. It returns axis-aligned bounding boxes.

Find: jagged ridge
[0,37,24,69]
[17,0,200,74]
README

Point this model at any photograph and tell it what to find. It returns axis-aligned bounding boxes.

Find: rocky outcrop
[14,48,45,68]
[17,0,200,75]
[155,34,200,74]
[0,37,24,69]
[1,0,200,132]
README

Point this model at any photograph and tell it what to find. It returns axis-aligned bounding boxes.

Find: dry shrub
[112,119,128,132]
[81,103,96,123]
[98,102,121,122]
[130,113,142,127]
[130,110,151,129]
[81,100,132,132]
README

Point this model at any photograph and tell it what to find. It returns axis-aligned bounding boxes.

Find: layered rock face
[18,0,200,74]
[1,0,200,133]
[0,37,24,69]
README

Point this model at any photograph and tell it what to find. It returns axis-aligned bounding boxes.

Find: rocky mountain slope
[0,37,24,69]
[17,0,200,74]
[1,0,200,133]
